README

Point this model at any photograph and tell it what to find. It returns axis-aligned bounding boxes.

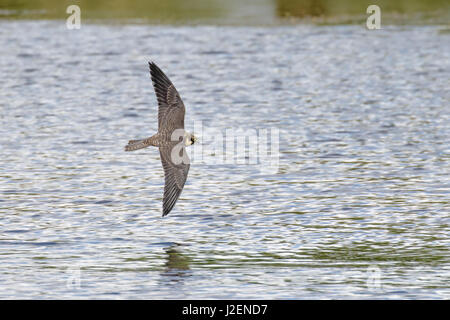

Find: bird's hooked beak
[185,132,198,146]
[190,134,198,145]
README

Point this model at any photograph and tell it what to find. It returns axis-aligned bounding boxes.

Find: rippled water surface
[0,21,449,299]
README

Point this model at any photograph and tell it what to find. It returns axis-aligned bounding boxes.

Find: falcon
[125,61,196,216]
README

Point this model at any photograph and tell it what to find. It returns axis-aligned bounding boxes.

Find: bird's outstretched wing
[159,145,190,216]
[149,61,185,132]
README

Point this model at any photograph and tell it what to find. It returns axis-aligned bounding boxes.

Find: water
[0,21,449,299]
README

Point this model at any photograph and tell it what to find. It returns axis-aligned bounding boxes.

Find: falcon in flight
[125,61,196,216]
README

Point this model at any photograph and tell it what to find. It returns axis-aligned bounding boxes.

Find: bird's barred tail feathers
[124,139,152,151]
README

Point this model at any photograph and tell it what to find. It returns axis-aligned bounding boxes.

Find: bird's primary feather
[149,61,185,132]
[159,145,190,216]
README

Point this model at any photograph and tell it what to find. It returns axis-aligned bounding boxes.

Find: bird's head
[184,132,197,146]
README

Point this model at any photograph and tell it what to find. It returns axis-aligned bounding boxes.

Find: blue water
[0,21,449,299]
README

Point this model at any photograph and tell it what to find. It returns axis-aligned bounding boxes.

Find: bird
[125,61,197,216]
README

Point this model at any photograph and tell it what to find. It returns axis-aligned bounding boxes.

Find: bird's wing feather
[159,145,190,216]
[149,61,185,131]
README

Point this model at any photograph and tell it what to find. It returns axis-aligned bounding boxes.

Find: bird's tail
[124,138,153,151]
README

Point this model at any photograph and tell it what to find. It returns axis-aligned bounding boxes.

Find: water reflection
[159,245,192,285]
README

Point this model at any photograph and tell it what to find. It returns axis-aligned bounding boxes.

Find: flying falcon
[125,61,196,216]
